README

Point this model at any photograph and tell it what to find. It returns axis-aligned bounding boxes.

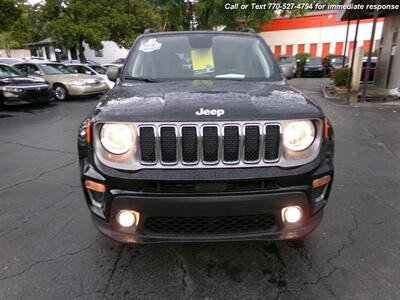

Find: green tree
[0,2,45,56]
[0,0,21,33]
[106,0,161,48]
[151,0,187,31]
[43,0,160,61]
[43,0,109,62]
[4,4,46,48]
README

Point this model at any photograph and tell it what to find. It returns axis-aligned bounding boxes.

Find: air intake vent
[202,126,219,164]
[144,214,276,235]
[160,126,177,164]
[264,125,280,161]
[244,125,260,163]
[139,127,156,164]
[223,125,240,163]
[181,126,198,164]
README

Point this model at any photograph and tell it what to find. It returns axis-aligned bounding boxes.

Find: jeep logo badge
[195,108,225,117]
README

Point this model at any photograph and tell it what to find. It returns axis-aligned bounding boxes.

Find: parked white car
[66,64,114,88]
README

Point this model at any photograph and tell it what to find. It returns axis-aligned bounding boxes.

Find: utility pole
[361,0,381,102]
[343,20,350,67]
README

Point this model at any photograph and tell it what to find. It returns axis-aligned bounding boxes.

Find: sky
[26,0,44,4]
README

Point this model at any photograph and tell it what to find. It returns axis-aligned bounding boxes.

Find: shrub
[295,52,310,65]
[334,68,351,87]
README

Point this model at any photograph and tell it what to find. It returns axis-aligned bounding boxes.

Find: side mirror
[34,70,42,76]
[107,67,120,82]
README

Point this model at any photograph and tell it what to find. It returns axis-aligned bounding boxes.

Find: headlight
[0,86,23,92]
[283,120,315,151]
[30,77,46,83]
[100,123,135,154]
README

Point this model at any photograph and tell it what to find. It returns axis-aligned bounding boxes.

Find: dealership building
[260,11,384,58]
[337,3,400,91]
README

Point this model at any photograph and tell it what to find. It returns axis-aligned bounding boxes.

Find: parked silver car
[13,62,109,100]
[278,55,297,79]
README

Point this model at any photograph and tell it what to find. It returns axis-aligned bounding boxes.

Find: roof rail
[241,28,256,33]
[143,28,157,34]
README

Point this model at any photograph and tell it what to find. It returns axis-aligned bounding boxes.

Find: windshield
[306,58,322,65]
[331,57,348,64]
[89,65,107,74]
[40,64,73,75]
[279,56,295,63]
[0,58,21,65]
[0,65,25,78]
[123,33,280,81]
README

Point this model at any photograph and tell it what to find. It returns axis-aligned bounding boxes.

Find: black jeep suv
[78,31,334,243]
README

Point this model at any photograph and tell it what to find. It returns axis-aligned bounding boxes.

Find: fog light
[282,206,303,223]
[117,210,139,227]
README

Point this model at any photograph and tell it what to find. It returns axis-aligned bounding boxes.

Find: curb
[320,84,350,105]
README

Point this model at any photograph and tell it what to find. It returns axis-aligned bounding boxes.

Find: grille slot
[202,126,219,164]
[160,126,177,164]
[181,126,198,164]
[223,125,240,163]
[144,214,276,235]
[244,125,261,163]
[264,125,281,161]
[139,127,156,164]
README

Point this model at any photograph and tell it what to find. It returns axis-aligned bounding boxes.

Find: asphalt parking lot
[0,78,399,300]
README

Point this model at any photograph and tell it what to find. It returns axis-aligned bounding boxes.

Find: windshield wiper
[123,76,158,82]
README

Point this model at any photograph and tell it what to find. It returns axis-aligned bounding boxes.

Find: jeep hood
[93,80,323,122]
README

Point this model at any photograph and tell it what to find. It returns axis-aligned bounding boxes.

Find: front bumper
[92,191,324,244]
[302,69,324,77]
[80,156,333,244]
[66,83,109,96]
[2,90,54,105]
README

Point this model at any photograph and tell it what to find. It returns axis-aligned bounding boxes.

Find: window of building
[95,49,103,57]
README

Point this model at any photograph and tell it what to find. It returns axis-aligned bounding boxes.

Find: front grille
[138,123,281,167]
[144,214,276,235]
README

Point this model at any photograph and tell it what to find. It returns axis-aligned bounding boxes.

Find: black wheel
[54,84,69,101]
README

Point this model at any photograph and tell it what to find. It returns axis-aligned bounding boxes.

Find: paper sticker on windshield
[191,48,215,75]
[139,39,162,52]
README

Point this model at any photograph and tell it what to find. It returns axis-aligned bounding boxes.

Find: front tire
[54,84,68,101]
